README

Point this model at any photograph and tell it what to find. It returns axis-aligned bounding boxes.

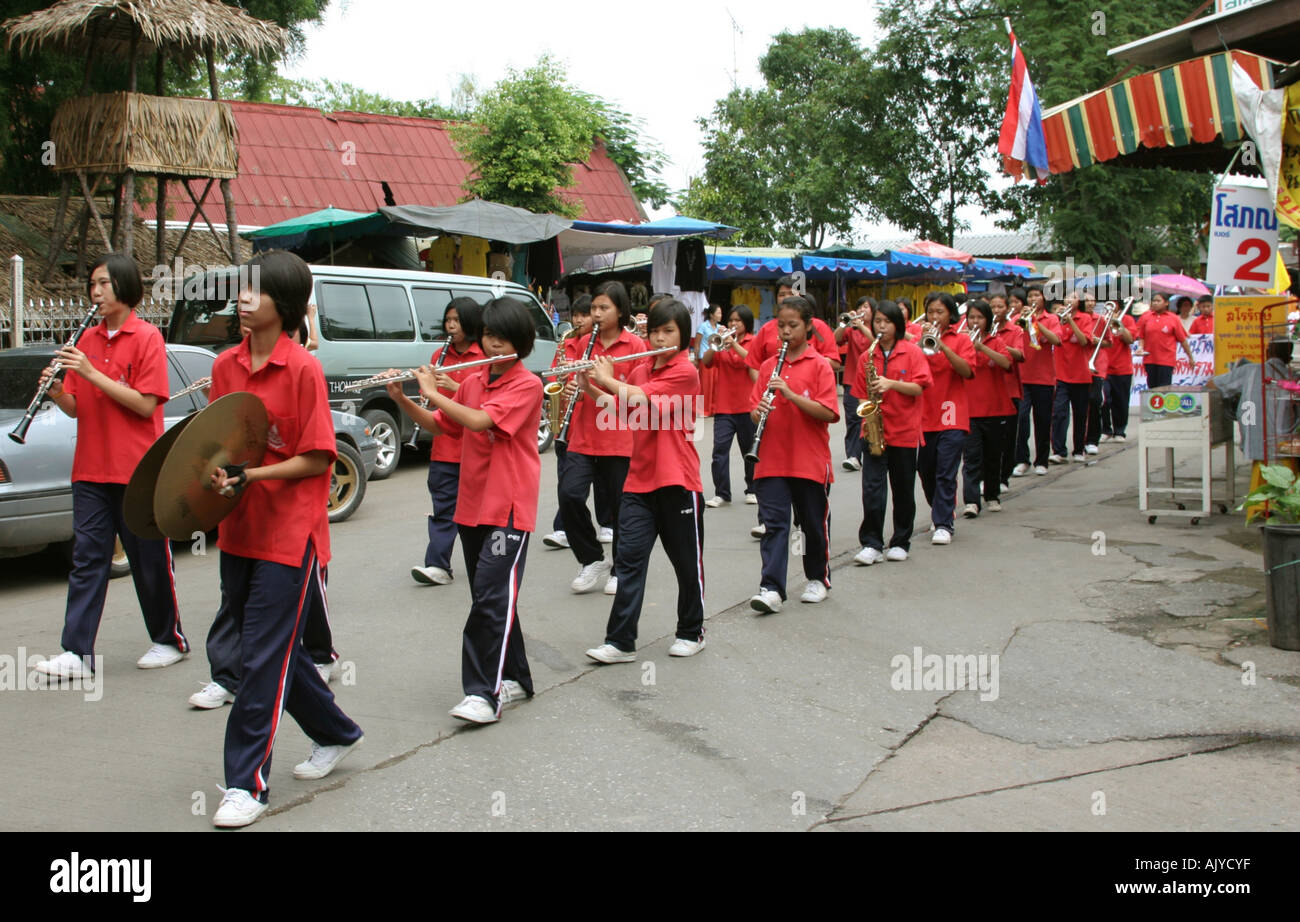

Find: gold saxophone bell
[543,380,565,398]
[855,398,876,418]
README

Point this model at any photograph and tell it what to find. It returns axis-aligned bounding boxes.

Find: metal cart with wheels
[1138,386,1234,525]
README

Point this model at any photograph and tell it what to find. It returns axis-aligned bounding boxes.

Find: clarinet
[556,328,599,444]
[9,302,101,445]
[744,340,789,464]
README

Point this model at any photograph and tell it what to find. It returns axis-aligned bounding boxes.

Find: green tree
[263,75,460,119]
[677,28,875,248]
[451,57,604,218]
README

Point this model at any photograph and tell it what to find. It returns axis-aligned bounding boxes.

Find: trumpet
[339,353,519,392]
[626,318,648,337]
[837,309,867,329]
[1087,298,1133,375]
[170,376,212,402]
[920,323,941,355]
[542,346,678,383]
[706,328,738,350]
[1014,309,1043,349]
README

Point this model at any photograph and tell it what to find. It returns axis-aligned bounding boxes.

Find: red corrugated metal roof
[139,99,646,229]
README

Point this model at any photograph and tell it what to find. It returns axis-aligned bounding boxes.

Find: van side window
[413,287,453,341]
[368,284,415,341]
[318,283,373,340]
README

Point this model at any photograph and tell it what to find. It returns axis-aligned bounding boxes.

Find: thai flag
[998,26,1049,182]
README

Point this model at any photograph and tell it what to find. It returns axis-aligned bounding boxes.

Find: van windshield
[170,296,240,350]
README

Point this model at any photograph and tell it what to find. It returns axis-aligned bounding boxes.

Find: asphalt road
[2,418,1298,831]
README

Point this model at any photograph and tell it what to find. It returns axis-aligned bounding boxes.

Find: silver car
[0,343,379,575]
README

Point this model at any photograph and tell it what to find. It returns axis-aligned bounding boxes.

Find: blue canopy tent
[708,252,794,278]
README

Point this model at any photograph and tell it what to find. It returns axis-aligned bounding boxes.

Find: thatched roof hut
[2,0,287,59]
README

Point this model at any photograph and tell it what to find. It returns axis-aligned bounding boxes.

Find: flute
[339,353,518,392]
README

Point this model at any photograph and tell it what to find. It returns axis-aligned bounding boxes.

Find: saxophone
[856,337,886,457]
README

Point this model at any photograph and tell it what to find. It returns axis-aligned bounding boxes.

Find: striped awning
[1031,50,1279,179]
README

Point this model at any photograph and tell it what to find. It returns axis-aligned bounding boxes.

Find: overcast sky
[282,0,1007,242]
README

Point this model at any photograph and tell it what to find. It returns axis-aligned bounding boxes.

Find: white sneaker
[750,523,766,538]
[750,589,782,613]
[189,681,234,709]
[1048,453,1066,464]
[603,575,618,596]
[705,496,729,508]
[571,559,612,593]
[1084,444,1099,455]
[744,493,758,505]
[986,499,1002,512]
[212,788,267,828]
[449,695,498,723]
[841,457,862,471]
[1098,434,1112,443]
[500,679,528,704]
[137,644,185,669]
[931,528,952,545]
[854,546,884,566]
[411,565,453,585]
[800,581,828,603]
[1071,453,1086,462]
[585,643,636,664]
[315,662,334,685]
[292,735,363,780]
[668,637,706,657]
[1113,435,1126,443]
[963,503,979,518]
[597,526,614,544]
[35,650,94,679]
[542,531,569,549]
[1034,465,1048,475]
[1012,463,1030,477]
[885,546,909,562]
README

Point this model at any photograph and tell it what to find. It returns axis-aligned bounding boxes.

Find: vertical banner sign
[1206,183,1279,289]
[1279,84,1300,230]
[1212,295,1280,374]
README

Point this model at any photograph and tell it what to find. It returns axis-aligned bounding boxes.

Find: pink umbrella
[1146,273,1211,297]
[1002,257,1037,270]
[898,240,973,262]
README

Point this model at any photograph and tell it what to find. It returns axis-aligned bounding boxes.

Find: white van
[168,265,559,477]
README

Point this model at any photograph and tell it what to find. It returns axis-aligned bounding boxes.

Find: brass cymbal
[153,392,268,541]
[123,410,200,540]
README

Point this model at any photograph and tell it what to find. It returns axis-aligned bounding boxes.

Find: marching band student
[559,280,642,595]
[960,300,1014,517]
[1137,292,1195,389]
[851,301,931,565]
[989,292,1025,490]
[698,303,723,417]
[746,277,841,373]
[34,253,189,681]
[703,305,758,507]
[748,295,840,613]
[584,298,707,663]
[206,250,363,827]
[542,296,614,550]
[835,296,875,471]
[392,297,483,586]
[1010,285,1062,476]
[1189,295,1215,335]
[915,292,975,546]
[397,297,542,724]
[1050,292,1097,463]
[898,297,922,341]
[1099,301,1137,442]
[1084,295,1108,454]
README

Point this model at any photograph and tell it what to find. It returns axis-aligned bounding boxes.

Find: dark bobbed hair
[87,252,143,308]
[1008,287,1028,305]
[647,298,693,352]
[777,295,816,327]
[593,280,633,329]
[729,304,755,334]
[1268,339,1293,363]
[855,295,875,311]
[1026,284,1044,296]
[965,299,993,330]
[446,296,483,342]
[1197,294,1214,305]
[481,297,535,359]
[570,293,593,316]
[246,250,313,335]
[776,274,800,292]
[896,296,913,319]
[875,300,906,340]
[923,291,959,322]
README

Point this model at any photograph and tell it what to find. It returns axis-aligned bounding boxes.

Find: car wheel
[537,404,554,454]
[362,408,400,480]
[328,441,367,523]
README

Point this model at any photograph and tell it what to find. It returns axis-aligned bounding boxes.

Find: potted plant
[1240,464,1300,650]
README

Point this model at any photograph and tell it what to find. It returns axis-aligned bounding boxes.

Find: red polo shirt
[621,351,703,494]
[921,330,975,433]
[967,336,1015,418]
[566,329,645,457]
[1189,314,1214,336]
[850,339,932,448]
[433,360,542,531]
[746,318,839,370]
[1018,312,1060,386]
[711,333,756,414]
[429,341,485,463]
[840,327,873,386]
[1053,310,1096,384]
[1137,310,1189,367]
[749,345,839,482]
[211,333,336,567]
[1102,315,1138,376]
[64,311,170,484]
